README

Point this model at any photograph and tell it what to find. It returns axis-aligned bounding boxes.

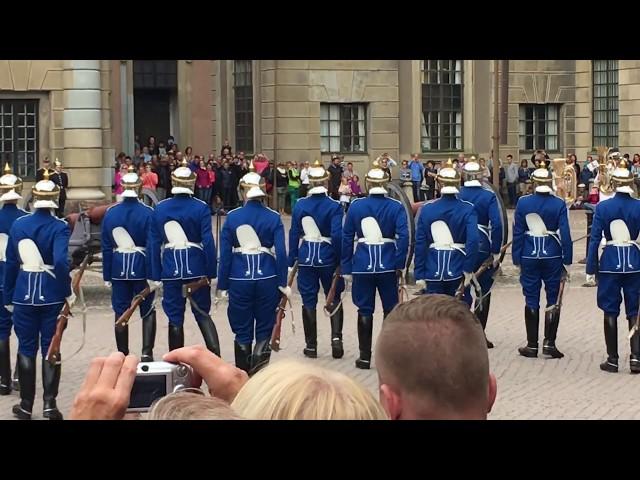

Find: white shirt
[300,167,310,185]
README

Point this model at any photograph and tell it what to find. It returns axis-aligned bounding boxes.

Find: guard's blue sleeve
[200,204,217,279]
[512,204,525,266]
[463,209,479,274]
[101,215,113,281]
[217,220,233,291]
[149,212,163,282]
[3,226,19,305]
[54,223,71,298]
[288,203,301,267]
[414,207,427,281]
[488,194,503,255]
[273,216,288,288]
[330,202,343,264]
[394,203,409,270]
[586,204,602,275]
[340,207,356,275]
[558,204,573,266]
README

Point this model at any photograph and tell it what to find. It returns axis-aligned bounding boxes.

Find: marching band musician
[288,160,344,359]
[217,161,288,373]
[101,166,156,361]
[414,160,479,304]
[4,169,73,420]
[150,159,219,355]
[586,161,640,373]
[458,159,503,348]
[0,164,28,395]
[513,160,572,360]
[341,160,409,370]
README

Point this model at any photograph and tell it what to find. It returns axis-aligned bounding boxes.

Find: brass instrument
[551,158,578,205]
[596,146,615,195]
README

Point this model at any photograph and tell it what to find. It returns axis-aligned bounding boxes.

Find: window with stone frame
[519,104,560,152]
[0,100,39,179]
[320,103,367,153]
[421,60,463,152]
[133,60,177,89]
[233,60,254,154]
[592,60,618,147]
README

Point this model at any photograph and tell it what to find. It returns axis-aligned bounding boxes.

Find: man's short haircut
[507,154,513,159]
[375,294,489,415]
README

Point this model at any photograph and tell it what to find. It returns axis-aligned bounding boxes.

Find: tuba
[596,146,615,195]
[551,158,578,205]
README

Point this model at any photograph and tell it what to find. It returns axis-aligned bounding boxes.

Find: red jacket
[196,168,212,188]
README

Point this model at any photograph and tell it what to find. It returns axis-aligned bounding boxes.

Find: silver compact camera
[127,361,197,413]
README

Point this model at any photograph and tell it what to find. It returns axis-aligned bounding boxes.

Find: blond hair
[230,360,388,420]
[146,391,243,420]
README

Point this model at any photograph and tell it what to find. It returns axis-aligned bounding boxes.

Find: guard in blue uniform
[513,160,572,359]
[217,162,288,373]
[341,161,409,370]
[4,170,73,420]
[414,160,479,305]
[288,160,344,359]
[458,160,503,347]
[150,159,219,355]
[0,164,28,395]
[102,167,156,361]
[586,162,640,373]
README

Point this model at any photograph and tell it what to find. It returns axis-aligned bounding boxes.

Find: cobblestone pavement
[4,209,639,420]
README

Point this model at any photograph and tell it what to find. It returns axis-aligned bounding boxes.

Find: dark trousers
[412,181,423,202]
[507,182,517,207]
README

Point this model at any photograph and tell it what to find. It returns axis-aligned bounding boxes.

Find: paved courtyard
[2,209,640,420]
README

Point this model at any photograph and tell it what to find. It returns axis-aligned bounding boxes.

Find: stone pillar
[62,60,105,204]
[398,60,421,159]
[618,60,640,153]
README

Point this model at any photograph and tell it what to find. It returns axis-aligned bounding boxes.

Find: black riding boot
[355,314,373,369]
[600,315,619,373]
[42,358,63,420]
[197,317,221,357]
[543,309,564,358]
[114,314,129,356]
[141,310,156,362]
[234,341,252,373]
[0,339,11,395]
[302,307,317,358]
[478,294,494,349]
[250,338,272,375]
[168,324,184,351]
[518,307,539,358]
[628,317,640,374]
[12,354,19,391]
[330,304,344,359]
[12,354,35,420]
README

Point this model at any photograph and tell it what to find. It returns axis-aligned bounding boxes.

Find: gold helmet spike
[181,158,188,167]
[248,159,256,172]
[4,163,11,175]
[620,158,628,169]
[43,168,50,181]
[539,159,546,169]
[313,159,322,168]
[446,158,453,167]
[128,165,135,173]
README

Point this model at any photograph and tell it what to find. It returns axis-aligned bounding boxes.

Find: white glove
[278,286,292,298]
[66,292,77,309]
[104,281,112,288]
[288,266,294,275]
[4,305,13,313]
[152,281,162,287]
[415,279,426,290]
[463,272,473,287]
[342,274,353,289]
[586,274,596,284]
